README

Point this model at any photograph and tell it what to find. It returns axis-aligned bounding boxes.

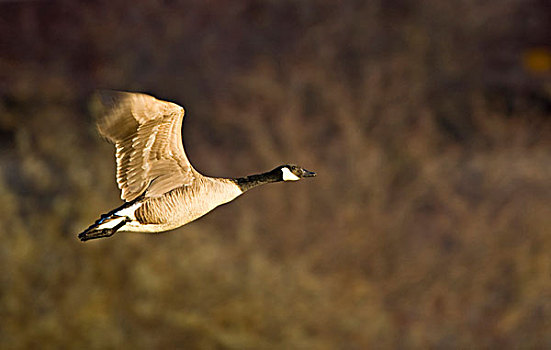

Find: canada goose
[78,91,316,241]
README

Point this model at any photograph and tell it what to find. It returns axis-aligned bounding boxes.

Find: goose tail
[78,213,130,242]
[78,199,142,242]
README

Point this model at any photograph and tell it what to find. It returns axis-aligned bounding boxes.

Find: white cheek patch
[282,167,300,181]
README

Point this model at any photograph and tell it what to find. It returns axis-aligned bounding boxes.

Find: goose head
[277,164,316,181]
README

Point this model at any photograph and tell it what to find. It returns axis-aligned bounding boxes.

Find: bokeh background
[1,0,550,348]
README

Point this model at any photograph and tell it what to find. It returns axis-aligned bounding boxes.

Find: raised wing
[95,91,195,202]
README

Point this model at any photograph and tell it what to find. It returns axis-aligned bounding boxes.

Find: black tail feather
[78,216,130,242]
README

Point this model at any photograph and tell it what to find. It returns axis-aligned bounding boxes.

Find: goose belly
[121,221,182,233]
[127,183,242,232]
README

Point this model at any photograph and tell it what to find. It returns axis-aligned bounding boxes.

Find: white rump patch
[282,167,300,181]
[114,202,142,220]
[96,202,142,230]
[96,216,127,230]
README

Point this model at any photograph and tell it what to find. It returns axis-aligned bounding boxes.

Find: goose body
[78,91,315,241]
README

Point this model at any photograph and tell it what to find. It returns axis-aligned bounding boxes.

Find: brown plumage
[96,92,194,202]
[78,91,316,242]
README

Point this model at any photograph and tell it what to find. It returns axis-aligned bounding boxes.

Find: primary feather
[96,91,194,201]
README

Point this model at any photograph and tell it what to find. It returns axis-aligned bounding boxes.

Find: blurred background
[1,0,550,348]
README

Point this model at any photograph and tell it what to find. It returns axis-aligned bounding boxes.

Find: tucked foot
[78,228,117,241]
[78,216,130,242]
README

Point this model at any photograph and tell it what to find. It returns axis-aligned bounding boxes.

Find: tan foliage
[0,0,549,348]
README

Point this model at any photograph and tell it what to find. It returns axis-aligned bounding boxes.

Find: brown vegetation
[0,1,550,348]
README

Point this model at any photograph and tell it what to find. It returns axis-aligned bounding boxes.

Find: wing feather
[94,91,194,202]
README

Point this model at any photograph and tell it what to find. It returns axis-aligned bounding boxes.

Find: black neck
[232,169,282,192]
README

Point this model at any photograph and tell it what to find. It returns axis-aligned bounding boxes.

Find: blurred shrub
[0,0,549,349]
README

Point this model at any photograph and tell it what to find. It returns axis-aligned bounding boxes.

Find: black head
[276,164,316,181]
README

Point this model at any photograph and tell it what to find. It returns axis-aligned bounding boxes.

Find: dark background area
[1,0,550,348]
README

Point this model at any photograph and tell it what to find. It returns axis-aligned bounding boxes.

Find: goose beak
[302,169,316,178]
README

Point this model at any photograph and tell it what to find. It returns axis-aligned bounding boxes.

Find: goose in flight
[78,91,316,241]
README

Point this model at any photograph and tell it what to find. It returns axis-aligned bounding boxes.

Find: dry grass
[0,0,550,348]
